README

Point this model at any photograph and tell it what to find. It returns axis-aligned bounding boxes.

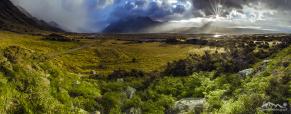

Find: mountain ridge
[103,16,162,33]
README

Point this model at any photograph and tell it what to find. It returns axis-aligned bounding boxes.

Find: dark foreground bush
[108,69,145,80]
[164,38,291,76]
[44,33,79,42]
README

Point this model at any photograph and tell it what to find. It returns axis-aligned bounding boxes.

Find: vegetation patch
[44,33,80,42]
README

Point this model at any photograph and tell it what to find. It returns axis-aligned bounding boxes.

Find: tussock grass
[0,31,205,75]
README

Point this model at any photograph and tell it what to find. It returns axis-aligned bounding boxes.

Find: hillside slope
[0,0,62,32]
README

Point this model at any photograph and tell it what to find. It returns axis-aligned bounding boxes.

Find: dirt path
[47,41,99,58]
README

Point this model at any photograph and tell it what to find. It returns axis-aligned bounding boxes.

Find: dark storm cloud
[111,0,193,19]
[10,0,291,33]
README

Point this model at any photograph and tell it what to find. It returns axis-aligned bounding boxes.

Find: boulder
[92,70,97,75]
[125,107,142,114]
[91,111,101,114]
[117,78,124,82]
[238,68,254,77]
[78,108,89,114]
[125,86,136,99]
[263,59,270,63]
[74,80,81,85]
[173,98,205,114]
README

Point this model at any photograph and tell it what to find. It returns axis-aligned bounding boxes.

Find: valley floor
[0,31,205,75]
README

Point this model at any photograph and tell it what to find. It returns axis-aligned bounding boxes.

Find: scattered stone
[263,60,270,63]
[125,86,136,99]
[41,77,51,88]
[91,111,101,114]
[92,70,97,75]
[239,68,254,77]
[117,78,124,82]
[74,80,81,85]
[45,73,51,78]
[78,108,88,114]
[125,107,142,114]
[261,60,271,68]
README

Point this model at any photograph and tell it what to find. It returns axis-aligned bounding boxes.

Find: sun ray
[209,0,225,19]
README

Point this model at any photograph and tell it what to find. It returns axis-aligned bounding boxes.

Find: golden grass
[58,40,199,75]
[0,31,220,75]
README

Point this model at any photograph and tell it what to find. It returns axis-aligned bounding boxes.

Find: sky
[11,0,291,33]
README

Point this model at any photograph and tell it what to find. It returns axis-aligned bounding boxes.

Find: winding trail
[46,40,101,58]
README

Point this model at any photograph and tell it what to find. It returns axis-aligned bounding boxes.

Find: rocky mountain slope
[0,0,62,32]
[103,16,161,33]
